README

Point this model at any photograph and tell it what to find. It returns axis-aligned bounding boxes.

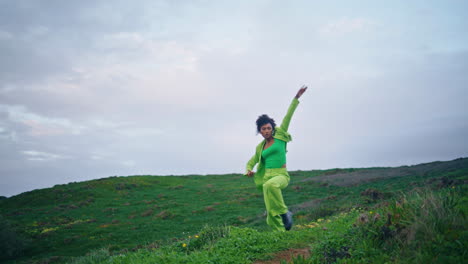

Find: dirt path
[253,248,311,264]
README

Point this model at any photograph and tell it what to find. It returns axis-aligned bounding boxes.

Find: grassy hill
[1,158,467,263]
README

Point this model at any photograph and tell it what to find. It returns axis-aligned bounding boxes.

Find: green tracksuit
[245,98,300,231]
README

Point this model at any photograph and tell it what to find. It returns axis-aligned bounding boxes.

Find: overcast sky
[1,0,467,197]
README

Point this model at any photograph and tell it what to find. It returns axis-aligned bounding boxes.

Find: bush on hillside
[185,224,231,252]
[0,215,31,260]
[306,187,467,263]
[361,188,392,203]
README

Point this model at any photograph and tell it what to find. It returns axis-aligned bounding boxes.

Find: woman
[245,85,307,231]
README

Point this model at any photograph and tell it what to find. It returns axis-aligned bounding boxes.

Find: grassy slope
[1,158,467,263]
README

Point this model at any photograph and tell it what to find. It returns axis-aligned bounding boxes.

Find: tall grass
[297,186,467,263]
[394,187,466,262]
[0,215,30,260]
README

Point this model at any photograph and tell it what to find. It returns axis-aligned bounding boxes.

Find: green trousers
[263,168,290,231]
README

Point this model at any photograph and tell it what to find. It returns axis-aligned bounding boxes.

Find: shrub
[0,215,31,260]
[307,187,467,263]
[187,224,231,251]
[360,188,391,203]
[393,187,467,262]
[308,205,340,220]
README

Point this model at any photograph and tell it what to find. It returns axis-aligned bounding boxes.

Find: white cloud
[87,119,164,138]
[89,149,116,161]
[21,150,70,161]
[24,25,49,39]
[319,17,376,36]
[95,32,200,71]
[0,126,17,142]
[117,127,164,137]
[89,119,121,129]
[0,104,86,136]
[22,35,214,110]
[90,155,102,160]
[0,84,17,94]
[0,30,13,40]
[97,32,146,50]
[122,160,136,167]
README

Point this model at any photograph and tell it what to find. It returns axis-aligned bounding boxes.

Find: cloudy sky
[1,0,467,197]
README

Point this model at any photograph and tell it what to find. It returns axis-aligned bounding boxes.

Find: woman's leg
[266,212,284,232]
[263,175,289,231]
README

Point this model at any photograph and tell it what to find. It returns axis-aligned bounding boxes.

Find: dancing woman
[245,85,307,231]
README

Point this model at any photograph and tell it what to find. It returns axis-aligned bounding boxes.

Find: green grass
[1,158,467,263]
[67,185,467,264]
[67,225,318,264]
[290,186,467,263]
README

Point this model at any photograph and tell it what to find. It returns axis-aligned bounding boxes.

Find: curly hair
[256,114,276,134]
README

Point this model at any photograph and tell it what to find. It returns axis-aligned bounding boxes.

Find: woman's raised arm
[279,85,307,131]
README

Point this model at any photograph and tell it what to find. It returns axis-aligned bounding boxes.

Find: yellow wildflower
[369,211,374,214]
[182,243,187,247]
[317,218,323,222]
[195,235,199,238]
[41,227,59,234]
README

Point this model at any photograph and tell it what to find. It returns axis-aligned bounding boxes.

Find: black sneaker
[280,211,293,231]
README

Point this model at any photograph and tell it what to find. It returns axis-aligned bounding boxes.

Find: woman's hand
[295,85,308,99]
[246,170,255,177]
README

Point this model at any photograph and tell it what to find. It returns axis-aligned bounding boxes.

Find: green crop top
[261,139,287,168]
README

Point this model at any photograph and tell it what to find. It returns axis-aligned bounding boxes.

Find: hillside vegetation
[1,158,467,263]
